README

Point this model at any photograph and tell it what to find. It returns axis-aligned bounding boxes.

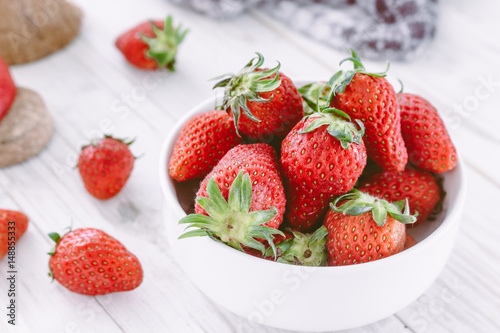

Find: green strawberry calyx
[329,49,390,96]
[179,171,284,257]
[330,189,418,226]
[298,86,365,149]
[298,81,331,115]
[141,16,189,72]
[81,134,135,151]
[266,226,329,266]
[212,52,282,136]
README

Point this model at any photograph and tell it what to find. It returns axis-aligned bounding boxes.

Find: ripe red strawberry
[398,93,457,173]
[78,136,135,200]
[169,110,241,182]
[331,50,408,172]
[281,107,367,232]
[116,16,188,71]
[213,53,304,141]
[180,144,286,255]
[324,189,417,266]
[404,235,417,250]
[48,228,143,295]
[0,56,16,121]
[0,210,28,259]
[358,169,441,224]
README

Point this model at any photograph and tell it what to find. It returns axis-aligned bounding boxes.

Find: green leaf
[308,226,328,246]
[48,232,61,244]
[329,189,417,226]
[206,177,230,212]
[141,15,189,71]
[211,52,282,131]
[178,213,214,225]
[372,202,388,226]
[178,229,208,239]
[178,171,283,256]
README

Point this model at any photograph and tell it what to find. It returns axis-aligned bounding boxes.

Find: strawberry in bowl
[159,53,466,331]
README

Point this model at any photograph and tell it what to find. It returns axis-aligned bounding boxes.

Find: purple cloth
[168,0,438,61]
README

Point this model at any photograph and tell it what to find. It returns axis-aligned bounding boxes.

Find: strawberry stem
[211,53,282,136]
[179,171,284,257]
[330,189,418,226]
[141,16,189,71]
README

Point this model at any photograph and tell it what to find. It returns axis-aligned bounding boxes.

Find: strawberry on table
[358,169,442,224]
[116,16,188,71]
[48,228,143,295]
[398,93,457,173]
[0,210,28,259]
[330,50,408,172]
[169,110,241,182]
[213,53,304,141]
[78,135,135,200]
[325,189,417,266]
[0,56,16,122]
[179,144,286,256]
[281,101,367,232]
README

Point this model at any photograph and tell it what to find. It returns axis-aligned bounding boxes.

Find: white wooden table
[1,0,499,332]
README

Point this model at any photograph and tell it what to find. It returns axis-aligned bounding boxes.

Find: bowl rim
[158,80,467,273]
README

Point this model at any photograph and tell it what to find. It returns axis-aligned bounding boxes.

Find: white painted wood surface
[1,0,499,332]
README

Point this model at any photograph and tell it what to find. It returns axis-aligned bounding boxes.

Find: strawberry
[116,16,188,71]
[330,50,408,172]
[0,210,28,259]
[398,93,457,173]
[78,136,135,200]
[180,144,286,256]
[358,169,441,224]
[169,110,241,182]
[281,104,367,232]
[48,228,143,295]
[213,53,304,141]
[325,189,417,266]
[0,56,16,122]
[404,235,417,250]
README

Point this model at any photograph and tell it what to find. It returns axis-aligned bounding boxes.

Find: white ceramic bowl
[159,82,467,332]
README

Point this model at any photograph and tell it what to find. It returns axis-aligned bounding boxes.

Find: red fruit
[78,136,135,200]
[281,111,367,232]
[180,144,286,256]
[0,210,28,259]
[358,169,441,224]
[324,189,417,266]
[404,235,417,250]
[331,50,408,172]
[116,16,188,71]
[195,143,285,229]
[213,53,304,141]
[398,93,457,173]
[0,56,16,121]
[48,228,143,295]
[169,110,241,182]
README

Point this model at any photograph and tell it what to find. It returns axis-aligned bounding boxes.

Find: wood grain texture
[1,0,499,332]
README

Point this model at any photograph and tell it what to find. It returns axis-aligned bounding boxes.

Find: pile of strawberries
[170,50,457,267]
[0,15,191,298]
